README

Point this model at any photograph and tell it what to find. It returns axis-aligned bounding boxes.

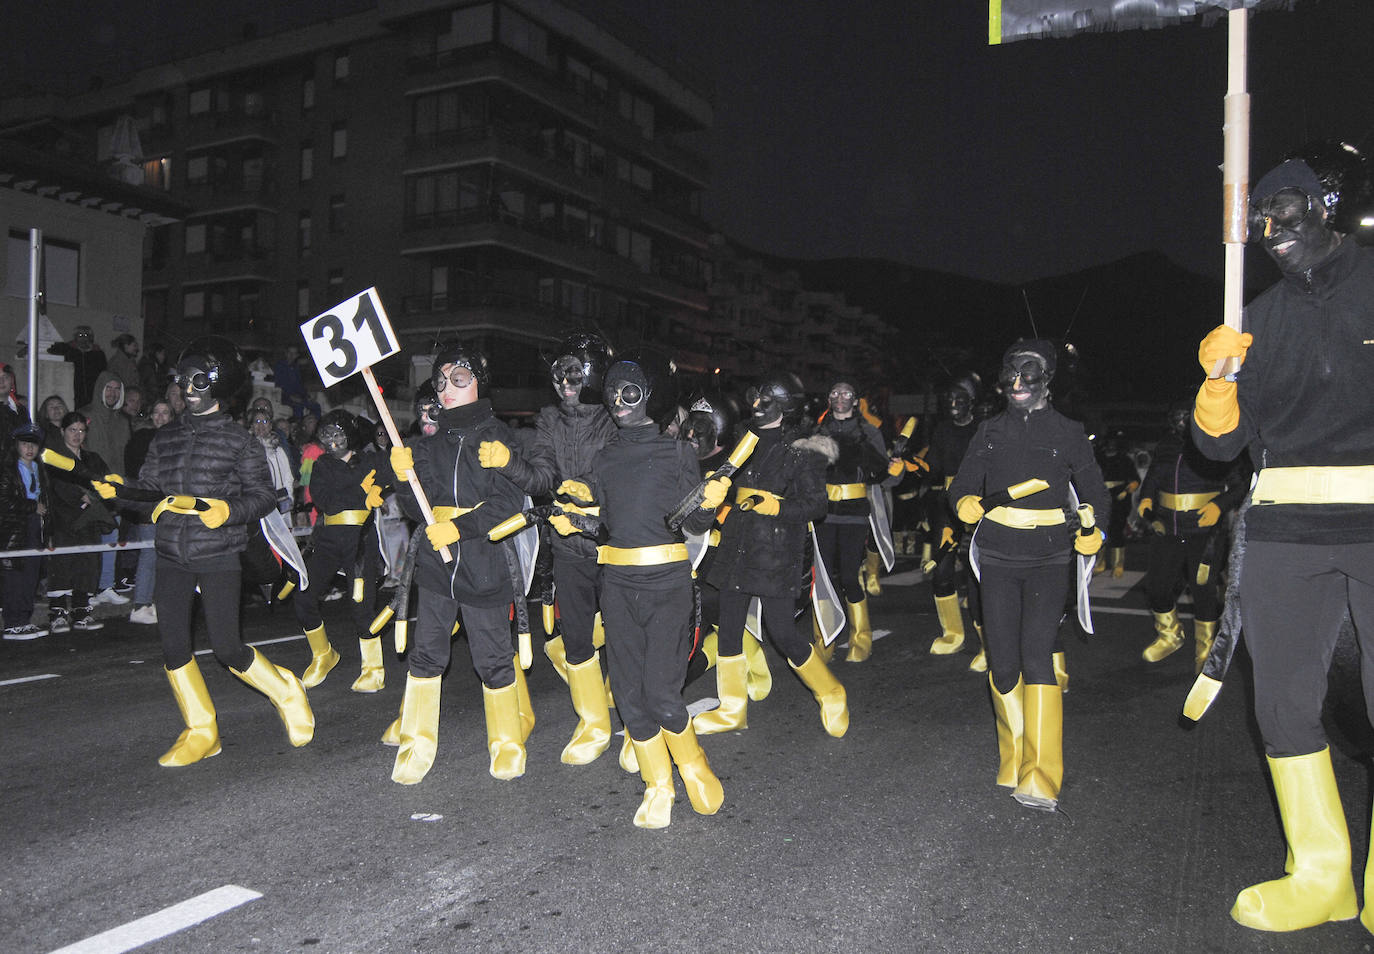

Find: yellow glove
[1194,379,1240,438]
[748,495,781,517]
[887,459,904,477]
[700,476,731,510]
[940,526,954,547]
[151,494,196,523]
[390,444,414,476]
[906,455,931,473]
[548,513,578,536]
[198,498,230,529]
[1137,497,1153,519]
[361,469,384,509]
[103,473,125,485]
[425,519,461,550]
[478,441,511,469]
[92,481,117,500]
[1075,529,1104,556]
[956,495,984,524]
[1197,501,1222,527]
[557,479,594,505]
[1197,324,1253,377]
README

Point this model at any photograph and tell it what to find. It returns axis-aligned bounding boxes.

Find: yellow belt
[431,504,479,521]
[1252,466,1374,505]
[708,529,721,548]
[1159,491,1218,513]
[983,506,1066,529]
[826,483,866,501]
[598,543,689,566]
[736,487,784,507]
[323,509,370,526]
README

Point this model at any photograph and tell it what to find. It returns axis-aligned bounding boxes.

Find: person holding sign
[386,343,533,785]
[126,336,313,767]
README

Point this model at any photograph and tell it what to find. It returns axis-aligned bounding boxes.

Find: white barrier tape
[0,526,312,560]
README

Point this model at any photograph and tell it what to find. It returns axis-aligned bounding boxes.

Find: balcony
[182,111,281,150]
[182,177,279,212]
[181,247,277,284]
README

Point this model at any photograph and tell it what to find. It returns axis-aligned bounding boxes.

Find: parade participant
[412,382,440,437]
[922,375,986,668]
[697,370,847,738]
[1190,142,1374,933]
[488,333,615,764]
[556,352,723,828]
[386,342,532,785]
[291,409,392,693]
[126,336,312,766]
[951,339,1108,811]
[815,378,890,662]
[1137,403,1246,672]
[1096,428,1139,578]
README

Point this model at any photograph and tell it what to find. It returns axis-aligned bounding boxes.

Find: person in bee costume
[1190,141,1374,934]
[814,379,891,663]
[291,409,393,693]
[124,336,313,766]
[950,339,1108,812]
[550,352,724,828]
[1095,428,1139,578]
[1137,402,1246,673]
[385,342,539,785]
[696,371,847,738]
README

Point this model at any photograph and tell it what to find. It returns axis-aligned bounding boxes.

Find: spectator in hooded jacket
[107,334,141,388]
[79,370,132,608]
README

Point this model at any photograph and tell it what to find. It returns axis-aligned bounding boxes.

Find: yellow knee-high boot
[380,699,403,746]
[1013,683,1063,811]
[301,623,340,688]
[562,652,612,764]
[1194,618,1218,676]
[1142,608,1185,663]
[663,723,724,816]
[351,636,385,693]
[968,622,988,673]
[929,593,966,655]
[391,674,442,784]
[1052,651,1069,694]
[989,675,1023,788]
[159,660,221,767]
[693,654,748,735]
[863,549,883,596]
[1233,748,1357,931]
[619,731,639,773]
[543,634,570,685]
[813,611,836,665]
[630,730,675,829]
[845,598,873,663]
[231,647,314,747]
[743,634,772,701]
[482,681,526,780]
[512,657,535,742]
[1110,546,1126,578]
[790,647,849,738]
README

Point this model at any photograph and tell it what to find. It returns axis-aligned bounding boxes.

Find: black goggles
[607,382,645,408]
[176,370,213,392]
[1248,187,1314,235]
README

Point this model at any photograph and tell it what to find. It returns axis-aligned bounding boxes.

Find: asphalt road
[2,552,1372,954]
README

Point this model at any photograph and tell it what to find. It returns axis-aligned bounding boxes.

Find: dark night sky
[5,0,1374,284]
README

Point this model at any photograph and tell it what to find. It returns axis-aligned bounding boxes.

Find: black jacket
[816,415,887,520]
[0,453,49,550]
[1139,430,1247,537]
[46,444,114,542]
[522,401,617,560]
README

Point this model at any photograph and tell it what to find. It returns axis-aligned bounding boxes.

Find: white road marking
[193,634,304,656]
[0,673,59,687]
[876,570,923,587]
[686,697,718,718]
[410,813,444,822]
[47,884,261,954]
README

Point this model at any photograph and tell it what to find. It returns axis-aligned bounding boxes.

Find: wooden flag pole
[362,364,453,563]
[1213,5,1249,379]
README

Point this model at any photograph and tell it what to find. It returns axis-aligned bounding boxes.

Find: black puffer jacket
[705,425,835,599]
[129,410,275,568]
[525,401,617,559]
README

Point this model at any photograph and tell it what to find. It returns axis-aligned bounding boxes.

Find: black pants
[409,594,514,688]
[601,581,693,741]
[1144,531,1220,621]
[1106,496,1131,548]
[816,519,867,604]
[293,528,378,637]
[980,558,1070,693]
[2,514,42,628]
[1242,539,1374,757]
[553,552,601,666]
[717,588,810,666]
[156,559,253,671]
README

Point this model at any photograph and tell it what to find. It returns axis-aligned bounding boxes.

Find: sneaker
[3,623,47,640]
[114,577,135,594]
[72,614,104,631]
[129,604,158,625]
[91,587,130,606]
[49,615,72,634]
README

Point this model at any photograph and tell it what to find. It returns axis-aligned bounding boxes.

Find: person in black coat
[1,423,50,639]
[43,411,113,633]
[124,336,311,767]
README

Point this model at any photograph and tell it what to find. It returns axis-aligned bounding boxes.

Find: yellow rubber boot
[693,654,748,735]
[1053,651,1069,694]
[630,730,675,829]
[512,656,535,742]
[391,674,441,784]
[1013,683,1063,811]
[159,660,221,767]
[863,549,882,597]
[844,598,873,663]
[968,622,988,673]
[1143,608,1185,663]
[989,675,1024,788]
[813,610,835,665]
[619,731,639,774]
[231,647,314,747]
[743,634,772,701]
[301,623,340,688]
[562,652,611,765]
[482,681,527,781]
[698,627,719,669]
[544,634,570,685]
[351,636,385,693]
[1194,618,1218,676]
[380,699,403,746]
[930,593,966,655]
[790,646,849,738]
[663,723,724,816]
[1233,748,1357,931]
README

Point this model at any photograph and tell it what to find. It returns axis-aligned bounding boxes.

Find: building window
[331,122,347,160]
[300,144,313,183]
[297,280,311,319]
[302,75,315,110]
[298,213,312,255]
[328,268,344,296]
[439,3,492,52]
[184,223,206,255]
[186,154,209,185]
[334,50,350,81]
[615,225,651,272]
[329,194,345,232]
[188,87,212,115]
[618,90,655,140]
[142,156,172,190]
[184,290,205,320]
[5,232,80,306]
[499,6,554,70]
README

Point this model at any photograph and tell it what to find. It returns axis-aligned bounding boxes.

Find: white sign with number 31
[300,287,400,387]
